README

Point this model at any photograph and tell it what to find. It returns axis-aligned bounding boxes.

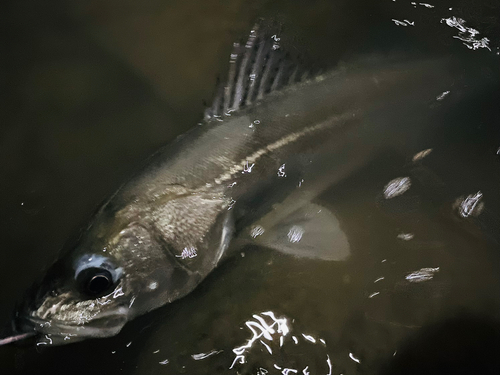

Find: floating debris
[383,177,411,199]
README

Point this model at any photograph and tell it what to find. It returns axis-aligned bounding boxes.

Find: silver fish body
[9,40,478,344]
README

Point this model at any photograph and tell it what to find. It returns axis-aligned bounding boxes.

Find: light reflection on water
[148,310,336,374]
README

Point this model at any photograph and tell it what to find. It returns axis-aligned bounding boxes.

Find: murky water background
[1,0,499,374]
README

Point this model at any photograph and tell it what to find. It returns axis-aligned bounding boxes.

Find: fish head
[13,208,211,345]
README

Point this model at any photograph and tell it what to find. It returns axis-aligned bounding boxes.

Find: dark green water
[1,0,499,374]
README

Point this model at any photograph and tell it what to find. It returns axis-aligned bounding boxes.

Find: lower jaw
[26,313,128,345]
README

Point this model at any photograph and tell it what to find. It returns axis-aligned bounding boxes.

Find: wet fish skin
[11,50,474,345]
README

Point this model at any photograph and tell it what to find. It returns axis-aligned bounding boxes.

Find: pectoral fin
[248,203,350,261]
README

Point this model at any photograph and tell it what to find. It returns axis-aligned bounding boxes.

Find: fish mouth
[14,307,129,344]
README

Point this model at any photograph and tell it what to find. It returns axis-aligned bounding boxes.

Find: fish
[0,24,487,346]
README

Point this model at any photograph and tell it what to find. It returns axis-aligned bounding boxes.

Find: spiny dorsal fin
[204,23,313,120]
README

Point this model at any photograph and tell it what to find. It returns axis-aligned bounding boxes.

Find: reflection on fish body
[4,26,484,346]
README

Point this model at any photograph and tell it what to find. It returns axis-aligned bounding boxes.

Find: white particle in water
[287,226,304,243]
[349,352,361,364]
[397,233,414,241]
[277,164,286,177]
[392,19,409,26]
[260,340,273,354]
[455,191,484,217]
[436,91,450,101]
[326,355,333,375]
[413,148,433,162]
[301,334,316,343]
[405,267,440,283]
[250,225,265,238]
[176,246,197,259]
[191,350,222,360]
[242,161,255,173]
[383,177,411,199]
[441,16,491,51]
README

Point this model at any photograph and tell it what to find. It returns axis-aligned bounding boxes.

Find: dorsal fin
[204,23,311,120]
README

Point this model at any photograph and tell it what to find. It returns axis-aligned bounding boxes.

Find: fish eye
[77,267,115,296]
[74,254,123,297]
